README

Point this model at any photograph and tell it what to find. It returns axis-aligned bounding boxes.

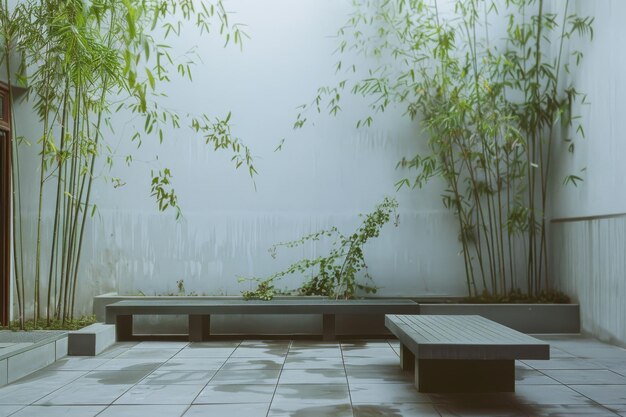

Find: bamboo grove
[297,0,593,297]
[0,0,255,327]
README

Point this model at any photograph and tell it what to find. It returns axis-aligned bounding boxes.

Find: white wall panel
[549,0,626,345]
[549,0,626,219]
[552,217,626,347]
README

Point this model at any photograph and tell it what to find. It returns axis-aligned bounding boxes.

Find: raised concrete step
[68,323,115,356]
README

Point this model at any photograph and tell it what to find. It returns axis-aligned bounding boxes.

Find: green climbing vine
[241,197,398,300]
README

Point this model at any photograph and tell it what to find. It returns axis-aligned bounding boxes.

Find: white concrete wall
[549,1,626,219]
[549,0,626,346]
[551,217,626,347]
[11,0,471,316]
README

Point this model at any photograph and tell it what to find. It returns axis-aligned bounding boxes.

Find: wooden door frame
[0,82,11,326]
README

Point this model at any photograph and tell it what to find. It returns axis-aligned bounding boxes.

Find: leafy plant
[295,0,592,298]
[136,281,201,296]
[151,169,181,219]
[242,279,276,301]
[173,279,198,296]
[0,0,255,326]
[241,197,398,300]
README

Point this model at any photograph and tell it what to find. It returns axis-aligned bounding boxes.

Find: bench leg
[400,344,415,372]
[322,314,336,341]
[116,315,133,341]
[189,315,210,342]
[415,359,515,393]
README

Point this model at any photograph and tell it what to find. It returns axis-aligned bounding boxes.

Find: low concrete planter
[419,303,580,334]
[95,294,580,337]
[0,332,68,386]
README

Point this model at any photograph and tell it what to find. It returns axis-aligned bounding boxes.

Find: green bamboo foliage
[0,0,256,326]
[296,0,592,297]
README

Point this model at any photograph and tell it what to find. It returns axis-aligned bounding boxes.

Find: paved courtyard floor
[0,335,624,416]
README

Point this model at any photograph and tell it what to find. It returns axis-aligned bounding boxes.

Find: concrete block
[93,293,118,322]
[68,323,116,356]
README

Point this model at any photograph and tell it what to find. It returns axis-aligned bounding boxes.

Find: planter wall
[419,303,580,334]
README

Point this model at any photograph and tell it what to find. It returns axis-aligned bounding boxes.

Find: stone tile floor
[0,335,624,416]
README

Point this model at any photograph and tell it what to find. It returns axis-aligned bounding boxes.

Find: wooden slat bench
[385,315,550,393]
[105,298,419,342]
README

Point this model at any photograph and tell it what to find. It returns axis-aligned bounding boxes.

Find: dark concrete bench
[385,314,550,393]
[106,298,419,342]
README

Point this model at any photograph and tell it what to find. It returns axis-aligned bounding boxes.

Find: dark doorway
[0,84,11,326]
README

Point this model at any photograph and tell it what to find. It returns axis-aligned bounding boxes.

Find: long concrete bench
[385,314,550,393]
[106,298,420,341]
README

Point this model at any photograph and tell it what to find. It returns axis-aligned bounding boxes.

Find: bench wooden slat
[386,315,549,360]
[393,314,544,346]
[400,315,544,345]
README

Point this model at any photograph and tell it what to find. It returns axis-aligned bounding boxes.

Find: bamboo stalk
[61,85,82,322]
[34,40,55,323]
[2,20,25,328]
